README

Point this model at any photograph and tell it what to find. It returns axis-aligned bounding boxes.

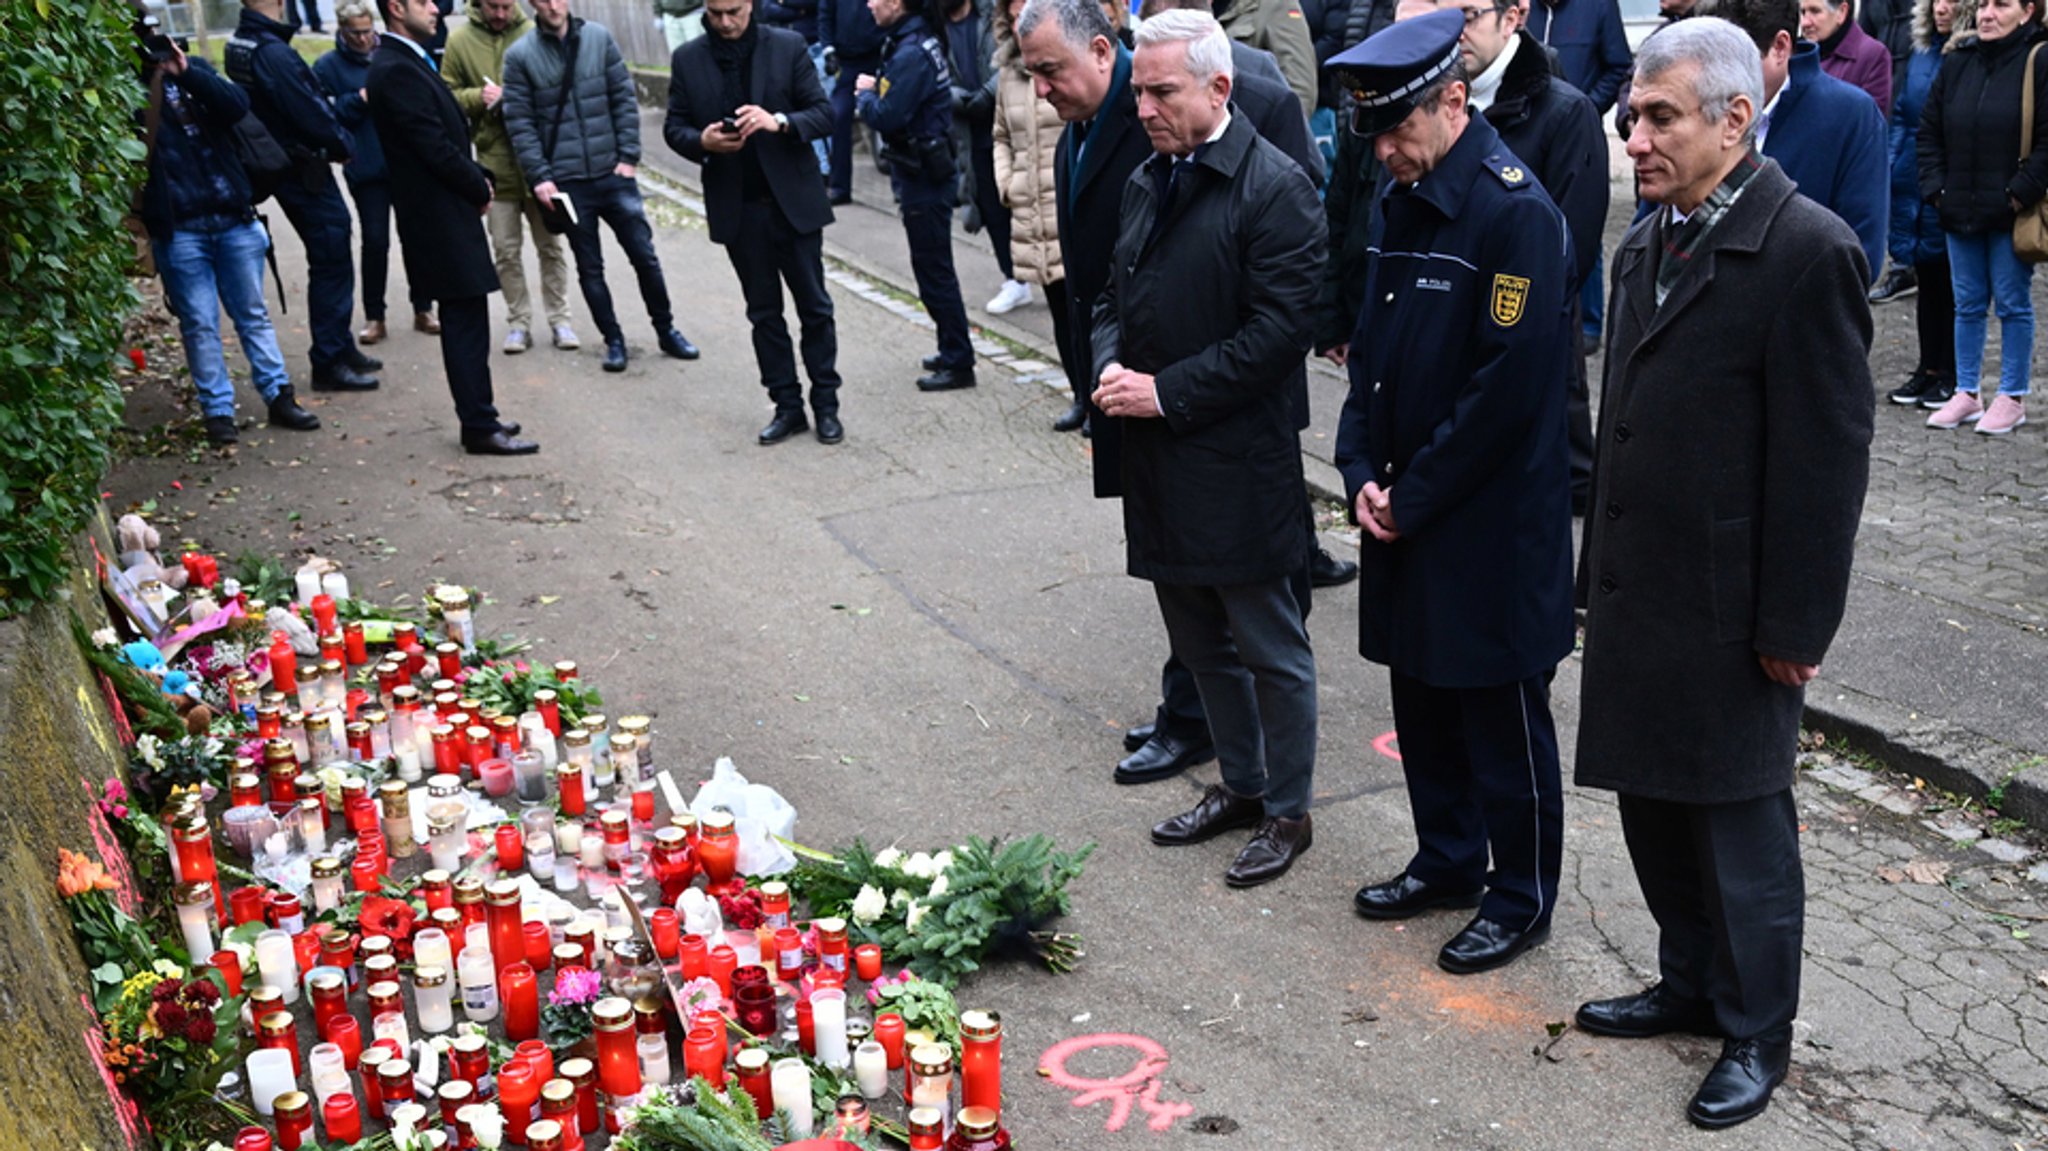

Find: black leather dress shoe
[921,353,946,371]
[1114,731,1216,785]
[266,389,320,431]
[602,339,628,372]
[310,363,379,391]
[462,429,540,455]
[1353,873,1483,920]
[343,346,383,372]
[1122,721,1157,754]
[1437,915,1551,975]
[759,410,809,445]
[1687,1029,1791,1130]
[658,328,700,360]
[497,420,521,436]
[916,366,976,391]
[1053,401,1087,432]
[1309,545,1358,588]
[815,413,844,444]
[1225,814,1312,887]
[1575,984,1718,1039]
[1151,784,1264,846]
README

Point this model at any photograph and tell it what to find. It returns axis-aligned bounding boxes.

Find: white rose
[932,850,954,873]
[873,847,903,869]
[927,873,950,899]
[851,884,889,925]
[904,851,935,878]
[891,887,913,907]
[91,627,119,649]
[905,902,928,934]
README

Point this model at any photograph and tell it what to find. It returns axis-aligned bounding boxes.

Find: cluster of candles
[159,581,1013,1149]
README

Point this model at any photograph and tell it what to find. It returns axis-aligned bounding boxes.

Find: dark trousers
[271,165,358,369]
[345,179,430,323]
[1618,789,1804,1040]
[1045,278,1075,401]
[725,200,841,416]
[1915,254,1956,378]
[1388,670,1563,931]
[1155,518,1315,741]
[1153,577,1319,818]
[899,197,973,369]
[827,53,881,199]
[437,293,501,434]
[558,173,673,345]
[292,0,323,32]
[1567,297,1595,507]
[968,131,1012,280]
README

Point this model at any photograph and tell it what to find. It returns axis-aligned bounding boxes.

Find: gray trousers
[1152,578,1318,818]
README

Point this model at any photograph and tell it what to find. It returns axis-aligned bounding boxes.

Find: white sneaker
[985,279,1031,315]
[503,328,531,355]
[552,324,581,350]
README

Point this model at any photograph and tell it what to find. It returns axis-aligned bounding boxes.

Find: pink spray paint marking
[82,993,142,1150]
[1372,729,1402,762]
[1038,1033,1196,1133]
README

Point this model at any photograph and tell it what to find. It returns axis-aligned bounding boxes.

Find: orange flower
[56,848,118,898]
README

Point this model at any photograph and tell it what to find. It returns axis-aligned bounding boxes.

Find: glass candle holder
[416,966,454,1034]
[513,750,548,804]
[639,1032,673,1087]
[854,1039,888,1100]
[813,988,850,1071]
[771,1058,814,1139]
[253,929,300,1004]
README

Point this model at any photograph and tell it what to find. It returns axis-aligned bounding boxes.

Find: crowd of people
[129,0,2038,1130]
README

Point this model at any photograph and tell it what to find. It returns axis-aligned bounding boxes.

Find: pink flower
[547,967,603,1007]
[112,805,129,820]
[103,779,128,802]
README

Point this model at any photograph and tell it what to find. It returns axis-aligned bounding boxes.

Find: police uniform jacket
[1575,160,1873,805]
[1334,115,1576,689]
[1091,113,1326,586]
[857,13,957,208]
[227,6,351,163]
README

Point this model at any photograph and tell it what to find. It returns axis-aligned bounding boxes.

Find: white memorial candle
[812,987,849,1070]
[253,928,300,1004]
[854,1039,888,1100]
[770,1057,814,1138]
[248,1048,296,1116]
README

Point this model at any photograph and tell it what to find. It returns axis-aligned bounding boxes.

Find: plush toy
[117,640,216,734]
[116,513,189,591]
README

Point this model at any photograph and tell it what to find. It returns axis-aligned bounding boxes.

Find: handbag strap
[2025,43,2043,162]
[541,28,578,164]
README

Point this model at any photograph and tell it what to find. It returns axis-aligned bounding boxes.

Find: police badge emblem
[1491,274,1529,326]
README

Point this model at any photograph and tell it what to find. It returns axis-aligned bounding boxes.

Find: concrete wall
[0,530,146,1150]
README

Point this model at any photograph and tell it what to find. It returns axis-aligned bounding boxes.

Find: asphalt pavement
[105,124,2048,1149]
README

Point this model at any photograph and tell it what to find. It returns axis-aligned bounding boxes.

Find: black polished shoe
[1122,721,1157,754]
[462,429,540,455]
[266,389,321,431]
[1114,731,1216,785]
[917,366,976,392]
[497,420,521,436]
[1053,401,1087,432]
[1151,784,1265,846]
[829,191,853,206]
[204,415,240,445]
[1576,984,1719,1039]
[1309,545,1358,588]
[342,346,383,372]
[310,362,379,391]
[657,328,700,360]
[1437,915,1551,975]
[814,413,844,444]
[1687,1029,1792,1130]
[1224,814,1312,887]
[602,339,628,373]
[759,410,809,445]
[920,353,946,371]
[1352,872,1483,920]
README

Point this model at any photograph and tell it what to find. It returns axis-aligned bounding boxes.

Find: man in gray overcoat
[1571,17,1873,1131]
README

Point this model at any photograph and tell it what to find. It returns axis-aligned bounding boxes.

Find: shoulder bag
[2012,43,2048,262]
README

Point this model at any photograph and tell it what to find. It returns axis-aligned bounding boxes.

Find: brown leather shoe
[1224,814,1312,887]
[358,319,387,345]
[414,310,442,335]
[1151,784,1264,846]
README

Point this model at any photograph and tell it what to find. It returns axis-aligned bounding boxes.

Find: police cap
[1327,8,1465,137]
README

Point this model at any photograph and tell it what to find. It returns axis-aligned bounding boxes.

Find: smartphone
[720,116,739,134]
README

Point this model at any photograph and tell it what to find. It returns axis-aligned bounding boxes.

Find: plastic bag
[689,757,797,877]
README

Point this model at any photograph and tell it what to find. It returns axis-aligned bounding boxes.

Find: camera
[134,15,178,65]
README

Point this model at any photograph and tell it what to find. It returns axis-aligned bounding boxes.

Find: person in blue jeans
[138,44,321,446]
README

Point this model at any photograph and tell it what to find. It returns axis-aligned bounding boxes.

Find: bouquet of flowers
[57,847,164,1010]
[130,732,232,810]
[102,970,247,1146]
[787,834,1093,987]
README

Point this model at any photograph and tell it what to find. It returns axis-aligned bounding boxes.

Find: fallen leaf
[793,694,811,702]
[538,595,561,606]
[1904,860,1951,885]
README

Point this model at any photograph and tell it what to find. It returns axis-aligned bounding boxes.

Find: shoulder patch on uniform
[878,76,891,98]
[1485,153,1528,188]
[1490,274,1528,326]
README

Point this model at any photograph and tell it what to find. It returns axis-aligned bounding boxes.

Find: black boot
[602,338,628,373]
[267,388,321,431]
[1053,400,1087,432]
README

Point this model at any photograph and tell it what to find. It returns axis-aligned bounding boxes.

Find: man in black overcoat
[665,0,843,446]
[1090,9,1326,888]
[369,0,539,454]
[1574,17,1872,1131]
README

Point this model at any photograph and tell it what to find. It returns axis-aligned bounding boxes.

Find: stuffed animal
[116,513,189,591]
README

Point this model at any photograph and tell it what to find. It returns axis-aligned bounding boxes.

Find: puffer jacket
[442,0,538,200]
[1919,20,2048,234]
[502,15,639,186]
[989,26,1062,284]
[1887,0,1958,265]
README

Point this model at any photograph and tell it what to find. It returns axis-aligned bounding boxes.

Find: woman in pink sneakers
[1918,0,2048,434]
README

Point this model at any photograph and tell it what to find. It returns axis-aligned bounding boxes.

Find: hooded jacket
[502,14,641,186]
[1919,17,2048,234]
[443,0,540,199]
[226,6,351,162]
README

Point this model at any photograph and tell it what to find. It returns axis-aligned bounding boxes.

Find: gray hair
[1132,8,1235,82]
[1634,16,1765,141]
[334,0,376,19]
[1018,0,1115,51]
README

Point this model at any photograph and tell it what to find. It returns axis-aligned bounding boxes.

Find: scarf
[707,21,760,115]
[1655,148,1763,307]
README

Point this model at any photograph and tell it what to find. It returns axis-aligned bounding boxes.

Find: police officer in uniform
[1329,10,1578,975]
[856,0,977,391]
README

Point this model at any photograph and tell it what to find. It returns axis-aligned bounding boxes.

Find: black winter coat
[1091,114,1326,585]
[1485,32,1606,287]
[367,39,500,302]
[226,7,351,162]
[1576,161,1873,804]
[1918,26,2048,234]
[664,25,837,243]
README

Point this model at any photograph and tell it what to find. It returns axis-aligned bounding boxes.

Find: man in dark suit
[1091,9,1326,888]
[369,0,539,454]
[666,0,843,446]
[1331,11,1576,976]
[1574,17,1872,1130]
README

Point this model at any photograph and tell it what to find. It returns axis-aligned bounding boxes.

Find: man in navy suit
[369,0,539,453]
